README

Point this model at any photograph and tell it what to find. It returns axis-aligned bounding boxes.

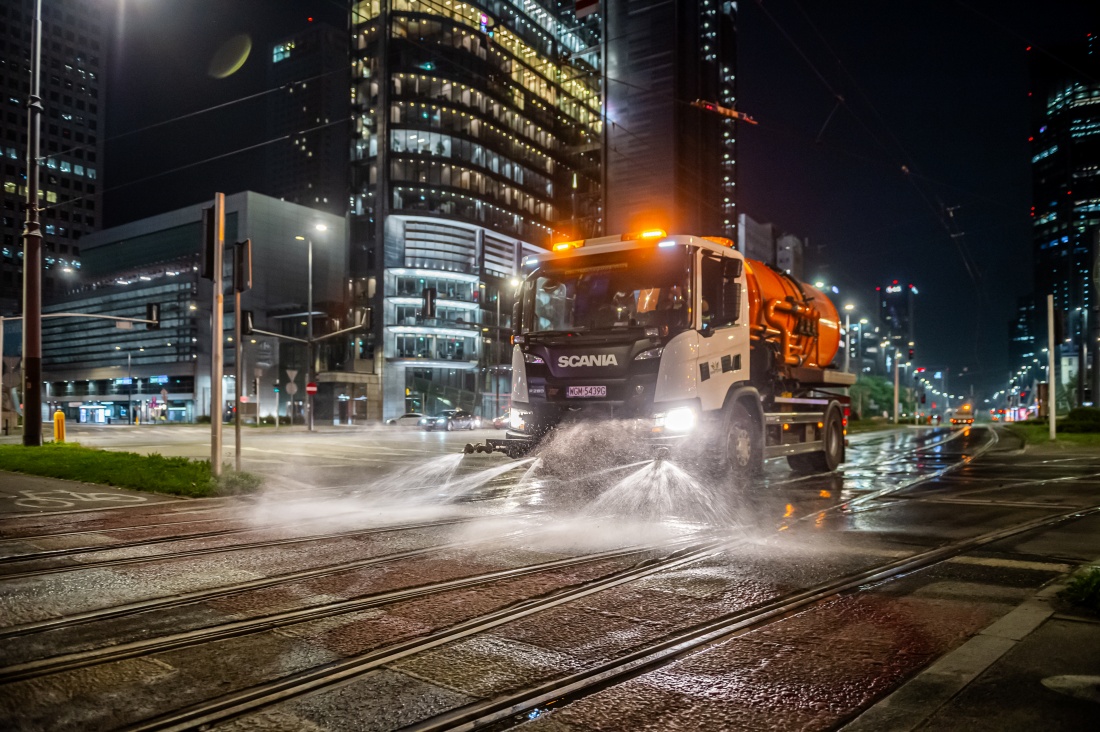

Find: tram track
[107,499,1100,732]
[0,514,485,581]
[403,501,1100,732]
[0,538,699,684]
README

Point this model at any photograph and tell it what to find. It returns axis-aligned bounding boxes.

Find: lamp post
[21,0,44,446]
[843,303,855,373]
[296,224,326,432]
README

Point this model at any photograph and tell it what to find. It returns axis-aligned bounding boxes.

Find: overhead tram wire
[752,0,993,340]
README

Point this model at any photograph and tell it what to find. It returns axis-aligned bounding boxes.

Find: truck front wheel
[720,400,762,481]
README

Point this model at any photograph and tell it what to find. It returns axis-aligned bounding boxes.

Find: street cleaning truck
[468,231,855,476]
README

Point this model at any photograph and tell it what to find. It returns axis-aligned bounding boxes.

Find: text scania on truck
[467,231,856,477]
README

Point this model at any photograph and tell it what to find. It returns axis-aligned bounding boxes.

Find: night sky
[104,1,1098,398]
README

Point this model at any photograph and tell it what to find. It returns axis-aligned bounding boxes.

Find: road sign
[306,382,318,395]
[286,369,298,382]
[285,383,298,396]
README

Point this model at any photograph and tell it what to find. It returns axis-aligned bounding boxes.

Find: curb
[842,562,1097,731]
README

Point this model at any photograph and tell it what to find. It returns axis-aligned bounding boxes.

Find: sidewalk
[844,561,1100,731]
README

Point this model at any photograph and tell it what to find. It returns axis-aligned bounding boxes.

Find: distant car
[386,412,424,427]
[491,412,510,429]
[420,409,477,431]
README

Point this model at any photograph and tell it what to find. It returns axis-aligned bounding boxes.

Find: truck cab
[481,232,853,476]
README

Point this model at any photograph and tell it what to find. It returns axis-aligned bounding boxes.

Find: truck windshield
[523,247,691,335]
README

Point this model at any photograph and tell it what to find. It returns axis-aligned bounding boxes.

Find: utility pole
[21,0,43,446]
[1048,294,1057,441]
[893,351,900,424]
[209,195,226,477]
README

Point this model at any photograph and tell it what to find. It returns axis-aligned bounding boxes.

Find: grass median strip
[0,443,228,497]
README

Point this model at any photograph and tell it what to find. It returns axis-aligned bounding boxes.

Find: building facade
[1023,34,1100,406]
[0,0,108,315]
[267,22,351,218]
[37,192,350,424]
[605,0,737,239]
[347,1,603,420]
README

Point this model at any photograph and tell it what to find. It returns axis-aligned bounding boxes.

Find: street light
[20,0,44,445]
[843,304,855,373]
[295,223,327,431]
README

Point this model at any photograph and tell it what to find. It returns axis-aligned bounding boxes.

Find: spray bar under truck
[467,231,855,476]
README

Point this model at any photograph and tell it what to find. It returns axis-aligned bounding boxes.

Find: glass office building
[348,1,603,419]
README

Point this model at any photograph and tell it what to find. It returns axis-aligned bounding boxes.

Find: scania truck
[470,231,856,476]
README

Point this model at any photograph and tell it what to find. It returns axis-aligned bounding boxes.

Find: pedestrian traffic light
[146,303,160,329]
[240,309,254,336]
[200,205,217,281]
[233,239,252,292]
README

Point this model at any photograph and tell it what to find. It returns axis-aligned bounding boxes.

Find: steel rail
[0,515,484,581]
[403,502,1100,732]
[0,520,538,640]
[0,540,696,684]
[111,539,733,732]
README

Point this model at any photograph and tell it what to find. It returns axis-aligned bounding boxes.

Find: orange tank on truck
[742,259,841,375]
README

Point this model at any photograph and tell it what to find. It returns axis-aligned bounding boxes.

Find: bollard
[53,409,66,443]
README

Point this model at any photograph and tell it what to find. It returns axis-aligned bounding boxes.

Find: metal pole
[307,238,314,432]
[210,193,226,477]
[495,292,500,417]
[843,312,850,373]
[21,0,43,446]
[234,290,242,472]
[1048,293,1056,441]
[893,351,899,424]
[127,352,132,425]
[1079,308,1087,407]
[0,315,4,429]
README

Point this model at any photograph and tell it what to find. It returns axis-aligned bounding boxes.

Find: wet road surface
[1,425,1098,731]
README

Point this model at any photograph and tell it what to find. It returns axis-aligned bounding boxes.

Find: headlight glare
[662,406,696,433]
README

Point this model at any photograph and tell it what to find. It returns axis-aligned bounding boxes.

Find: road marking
[945,556,1073,573]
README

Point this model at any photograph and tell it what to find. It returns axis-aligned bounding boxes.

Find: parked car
[419,409,478,431]
[386,412,425,427]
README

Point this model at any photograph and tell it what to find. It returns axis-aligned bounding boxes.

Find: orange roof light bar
[552,239,585,251]
[702,236,735,248]
[622,229,667,241]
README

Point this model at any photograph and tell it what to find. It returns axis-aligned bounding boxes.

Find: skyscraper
[604,0,737,238]
[347,1,603,419]
[1026,33,1099,405]
[267,22,351,217]
[0,0,109,315]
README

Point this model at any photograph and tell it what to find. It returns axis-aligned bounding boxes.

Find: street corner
[0,471,184,516]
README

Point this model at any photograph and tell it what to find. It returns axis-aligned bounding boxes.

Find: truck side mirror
[512,300,522,334]
[723,259,742,324]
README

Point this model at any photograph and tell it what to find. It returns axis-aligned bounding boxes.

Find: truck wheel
[787,406,844,473]
[720,400,761,481]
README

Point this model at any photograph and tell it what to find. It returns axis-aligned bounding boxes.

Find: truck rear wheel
[786,406,844,474]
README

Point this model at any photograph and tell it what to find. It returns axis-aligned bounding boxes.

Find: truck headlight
[523,352,544,364]
[634,346,664,361]
[654,406,696,433]
[509,408,526,430]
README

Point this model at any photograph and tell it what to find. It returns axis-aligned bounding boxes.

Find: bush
[217,469,264,495]
[1061,407,1100,433]
[196,415,211,424]
[1059,567,1100,613]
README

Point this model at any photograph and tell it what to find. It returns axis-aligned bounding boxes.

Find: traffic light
[200,205,217,281]
[252,377,260,395]
[240,309,254,336]
[146,303,160,330]
[422,287,437,319]
[921,394,926,404]
[233,239,252,292]
[908,348,915,360]
[273,382,280,394]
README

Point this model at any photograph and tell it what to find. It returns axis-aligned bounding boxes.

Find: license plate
[566,385,606,398]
